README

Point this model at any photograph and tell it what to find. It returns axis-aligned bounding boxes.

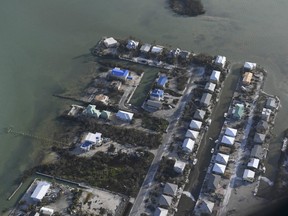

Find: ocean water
[0,0,288,211]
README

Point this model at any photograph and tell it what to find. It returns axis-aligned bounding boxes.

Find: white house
[215,153,229,165]
[212,163,226,175]
[215,55,226,68]
[163,182,178,196]
[80,132,103,151]
[174,160,186,174]
[151,45,164,54]
[189,119,202,131]
[31,181,51,202]
[247,158,260,169]
[224,127,237,137]
[210,70,221,83]
[40,207,54,216]
[243,169,255,182]
[244,62,256,71]
[221,135,235,146]
[185,129,199,140]
[126,40,139,49]
[103,37,118,48]
[116,110,134,122]
[154,207,168,216]
[261,108,272,121]
[205,82,216,93]
[182,138,195,153]
[194,198,215,216]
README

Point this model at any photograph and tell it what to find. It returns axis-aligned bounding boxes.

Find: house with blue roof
[156,75,168,89]
[109,67,129,81]
[150,89,164,101]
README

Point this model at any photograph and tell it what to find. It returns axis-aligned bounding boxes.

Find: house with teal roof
[100,110,111,120]
[232,103,245,119]
[83,104,101,118]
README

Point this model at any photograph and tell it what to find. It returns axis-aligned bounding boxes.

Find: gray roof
[253,133,266,144]
[159,194,172,207]
[256,120,269,133]
[250,145,264,159]
[265,97,277,109]
[200,93,212,107]
[163,182,178,196]
[140,43,152,53]
[193,109,206,121]
[207,174,221,191]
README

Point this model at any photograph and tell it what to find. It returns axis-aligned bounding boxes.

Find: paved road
[129,76,196,216]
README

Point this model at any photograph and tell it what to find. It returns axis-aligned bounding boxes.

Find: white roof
[243,169,255,181]
[154,207,168,216]
[212,163,226,174]
[151,45,163,54]
[40,207,54,216]
[195,198,215,215]
[221,135,235,145]
[174,160,186,173]
[189,119,202,130]
[116,110,134,121]
[210,70,221,82]
[247,158,260,169]
[215,55,226,66]
[185,129,199,140]
[31,181,51,201]
[244,62,256,70]
[205,82,216,92]
[225,127,237,137]
[182,138,195,152]
[104,37,118,47]
[84,132,102,143]
[215,153,229,165]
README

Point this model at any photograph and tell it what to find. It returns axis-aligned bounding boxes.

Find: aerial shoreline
[6,36,287,216]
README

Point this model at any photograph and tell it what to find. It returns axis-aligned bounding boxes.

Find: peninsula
[7,36,287,216]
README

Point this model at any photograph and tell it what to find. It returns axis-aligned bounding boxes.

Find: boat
[281,137,288,152]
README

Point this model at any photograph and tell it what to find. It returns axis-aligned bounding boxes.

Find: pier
[6,127,67,145]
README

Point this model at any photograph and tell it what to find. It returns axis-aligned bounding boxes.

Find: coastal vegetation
[169,0,205,17]
[35,149,154,196]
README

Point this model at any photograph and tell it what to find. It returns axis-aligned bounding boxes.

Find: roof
[215,153,230,165]
[189,119,202,130]
[182,138,195,152]
[100,110,111,119]
[163,182,178,196]
[256,120,269,132]
[244,62,256,71]
[243,169,255,181]
[31,181,51,201]
[150,89,164,98]
[207,174,221,191]
[250,145,264,159]
[254,133,266,144]
[84,104,101,117]
[193,109,206,121]
[233,103,245,119]
[159,194,172,207]
[154,207,168,216]
[200,93,212,107]
[243,72,253,85]
[212,163,226,174]
[205,82,216,92]
[40,207,54,216]
[126,40,139,49]
[261,108,272,120]
[146,99,162,109]
[210,70,221,82]
[157,75,168,87]
[111,67,129,78]
[95,94,109,103]
[195,198,215,215]
[84,132,102,143]
[225,127,237,137]
[103,37,118,47]
[140,43,152,52]
[248,158,260,169]
[174,160,186,173]
[221,135,235,146]
[116,110,134,121]
[151,45,163,54]
[215,55,226,67]
[185,129,199,140]
[265,97,277,109]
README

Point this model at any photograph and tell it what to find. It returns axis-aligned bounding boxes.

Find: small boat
[281,137,288,152]
[193,158,198,165]
[211,148,214,154]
